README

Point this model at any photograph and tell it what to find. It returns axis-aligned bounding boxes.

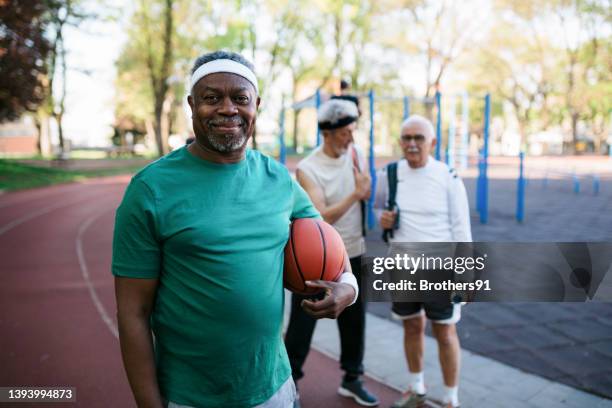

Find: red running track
[0,177,400,408]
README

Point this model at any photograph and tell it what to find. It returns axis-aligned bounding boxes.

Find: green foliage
[0,0,51,122]
[111,0,611,154]
[0,159,147,191]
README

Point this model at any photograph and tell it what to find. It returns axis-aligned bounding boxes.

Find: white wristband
[339,272,359,306]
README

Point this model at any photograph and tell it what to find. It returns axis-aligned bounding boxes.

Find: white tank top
[297,146,366,258]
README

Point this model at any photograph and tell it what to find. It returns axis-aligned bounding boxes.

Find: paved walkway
[287,302,612,407]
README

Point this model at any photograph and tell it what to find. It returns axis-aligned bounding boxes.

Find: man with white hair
[375,115,471,408]
[285,98,379,407]
[112,51,359,408]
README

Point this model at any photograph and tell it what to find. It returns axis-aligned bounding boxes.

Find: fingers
[301,297,336,318]
[380,210,397,229]
[301,281,346,319]
[381,211,395,222]
[305,280,335,290]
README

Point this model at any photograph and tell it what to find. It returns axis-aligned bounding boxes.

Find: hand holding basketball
[300,280,356,319]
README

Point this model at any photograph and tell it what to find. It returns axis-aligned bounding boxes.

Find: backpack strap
[351,146,367,237]
[382,161,400,243]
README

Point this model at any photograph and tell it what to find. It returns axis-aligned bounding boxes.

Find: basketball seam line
[290,221,308,293]
[315,220,327,282]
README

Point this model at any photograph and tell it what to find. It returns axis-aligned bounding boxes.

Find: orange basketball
[284,218,346,295]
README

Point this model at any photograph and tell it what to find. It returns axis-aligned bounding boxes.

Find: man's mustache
[208,117,244,126]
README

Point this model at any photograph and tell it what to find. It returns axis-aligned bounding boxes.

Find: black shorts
[391,302,461,324]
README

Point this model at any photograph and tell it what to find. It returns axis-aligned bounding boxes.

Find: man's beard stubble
[198,116,251,153]
[206,131,248,153]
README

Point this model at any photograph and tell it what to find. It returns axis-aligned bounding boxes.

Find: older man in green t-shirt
[112,51,358,408]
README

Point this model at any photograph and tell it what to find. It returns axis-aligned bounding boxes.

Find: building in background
[0,117,38,156]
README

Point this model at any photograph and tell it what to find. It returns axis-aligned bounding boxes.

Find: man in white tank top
[284,99,379,407]
[375,115,471,408]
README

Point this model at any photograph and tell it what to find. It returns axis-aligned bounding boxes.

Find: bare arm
[115,277,164,408]
[296,168,369,225]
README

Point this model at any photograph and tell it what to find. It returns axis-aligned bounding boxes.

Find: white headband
[190,59,259,95]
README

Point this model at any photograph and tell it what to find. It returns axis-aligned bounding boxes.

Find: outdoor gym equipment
[278,89,490,224]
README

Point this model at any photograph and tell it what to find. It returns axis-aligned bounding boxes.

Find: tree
[140,0,174,157]
[37,0,88,157]
[406,0,486,99]
[0,0,51,122]
[553,0,610,151]
[497,0,611,152]
[468,22,556,149]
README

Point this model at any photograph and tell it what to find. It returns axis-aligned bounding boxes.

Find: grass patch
[0,160,146,192]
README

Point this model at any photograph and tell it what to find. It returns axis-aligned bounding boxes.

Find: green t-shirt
[112,146,319,408]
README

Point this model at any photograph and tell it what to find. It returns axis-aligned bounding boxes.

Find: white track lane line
[0,185,80,210]
[0,194,101,236]
[0,175,130,210]
[76,209,119,339]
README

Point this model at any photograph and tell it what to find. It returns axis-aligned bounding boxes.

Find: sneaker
[391,391,426,408]
[337,379,379,407]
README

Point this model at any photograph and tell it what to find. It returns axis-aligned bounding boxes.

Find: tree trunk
[34,116,42,156]
[517,117,527,152]
[145,119,156,149]
[148,0,173,157]
[565,51,577,154]
[570,111,579,154]
[154,100,165,157]
[56,112,65,155]
[161,93,173,152]
[54,20,68,157]
[36,114,52,157]
[292,109,301,152]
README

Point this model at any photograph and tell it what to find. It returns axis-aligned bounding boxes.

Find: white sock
[443,385,459,407]
[408,371,425,395]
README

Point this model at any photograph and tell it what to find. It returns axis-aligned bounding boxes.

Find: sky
[59,0,128,147]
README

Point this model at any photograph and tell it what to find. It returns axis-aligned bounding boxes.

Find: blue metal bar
[476,149,484,213]
[315,89,321,146]
[593,174,600,195]
[573,172,580,194]
[279,107,286,165]
[480,93,491,224]
[435,91,442,160]
[403,96,410,120]
[447,95,456,168]
[367,89,376,230]
[459,91,469,169]
[516,152,525,223]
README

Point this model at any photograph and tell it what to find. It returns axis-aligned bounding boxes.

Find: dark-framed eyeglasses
[400,134,426,144]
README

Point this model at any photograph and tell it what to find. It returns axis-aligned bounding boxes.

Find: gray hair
[317,99,359,130]
[401,115,435,140]
[191,51,255,74]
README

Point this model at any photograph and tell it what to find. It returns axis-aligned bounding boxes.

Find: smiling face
[400,119,436,168]
[187,72,260,157]
[322,122,356,158]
